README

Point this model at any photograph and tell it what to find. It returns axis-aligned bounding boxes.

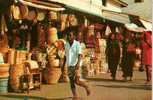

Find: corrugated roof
[120,0,135,5]
[121,0,152,21]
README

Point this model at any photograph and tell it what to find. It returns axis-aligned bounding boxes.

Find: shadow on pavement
[96,84,152,90]
[0,94,72,100]
[86,78,125,83]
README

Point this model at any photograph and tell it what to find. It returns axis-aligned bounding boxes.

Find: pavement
[0,69,151,100]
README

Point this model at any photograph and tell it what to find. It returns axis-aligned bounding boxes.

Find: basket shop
[0,0,148,93]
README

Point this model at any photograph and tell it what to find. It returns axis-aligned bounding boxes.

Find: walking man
[64,27,91,99]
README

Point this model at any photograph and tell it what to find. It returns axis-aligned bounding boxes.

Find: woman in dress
[106,33,121,80]
[121,36,136,81]
[141,31,152,84]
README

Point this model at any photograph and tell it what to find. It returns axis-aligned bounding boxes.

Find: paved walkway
[0,70,151,100]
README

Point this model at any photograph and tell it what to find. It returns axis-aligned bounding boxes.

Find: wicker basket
[48,58,59,68]
[60,14,68,22]
[9,64,24,92]
[44,67,61,84]
[0,64,10,78]
[49,11,57,21]
[14,50,27,64]
[8,49,15,64]
[48,27,58,44]
[61,65,69,82]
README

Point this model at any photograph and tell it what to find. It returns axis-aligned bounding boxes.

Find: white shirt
[65,40,82,67]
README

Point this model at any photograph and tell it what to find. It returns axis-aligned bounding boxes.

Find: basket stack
[14,50,27,64]
[0,64,10,78]
[9,64,24,92]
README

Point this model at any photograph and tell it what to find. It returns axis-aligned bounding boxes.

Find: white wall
[103,3,122,12]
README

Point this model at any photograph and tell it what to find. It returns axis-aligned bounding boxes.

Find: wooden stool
[21,72,42,94]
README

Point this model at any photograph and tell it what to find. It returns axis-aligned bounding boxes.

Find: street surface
[0,69,151,100]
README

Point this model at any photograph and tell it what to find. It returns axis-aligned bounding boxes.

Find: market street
[0,69,151,100]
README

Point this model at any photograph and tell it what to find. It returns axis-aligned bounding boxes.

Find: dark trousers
[145,65,152,81]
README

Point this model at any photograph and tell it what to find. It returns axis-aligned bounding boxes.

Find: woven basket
[48,27,58,44]
[8,49,15,64]
[14,50,27,64]
[61,65,69,82]
[61,14,68,22]
[9,64,24,92]
[44,67,61,84]
[0,64,10,78]
[48,58,59,68]
[49,11,57,21]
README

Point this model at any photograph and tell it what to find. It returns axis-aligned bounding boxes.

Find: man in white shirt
[64,27,90,99]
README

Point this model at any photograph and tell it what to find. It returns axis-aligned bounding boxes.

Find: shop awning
[125,23,146,32]
[18,0,65,11]
[101,10,131,24]
[19,0,131,24]
[46,0,131,24]
[65,5,131,24]
[121,0,152,22]
[140,19,152,31]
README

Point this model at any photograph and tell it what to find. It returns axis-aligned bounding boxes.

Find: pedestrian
[63,27,91,99]
[120,36,136,81]
[141,31,152,84]
[106,33,121,80]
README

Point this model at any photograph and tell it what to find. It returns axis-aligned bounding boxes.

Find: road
[0,70,151,100]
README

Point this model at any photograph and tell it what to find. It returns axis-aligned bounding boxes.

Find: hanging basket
[60,14,68,22]
[48,27,58,44]
[49,11,57,21]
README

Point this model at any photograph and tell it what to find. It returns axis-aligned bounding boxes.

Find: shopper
[64,27,91,99]
[141,31,152,84]
[120,36,136,81]
[106,33,121,80]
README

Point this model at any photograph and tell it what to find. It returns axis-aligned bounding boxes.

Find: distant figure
[141,31,152,84]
